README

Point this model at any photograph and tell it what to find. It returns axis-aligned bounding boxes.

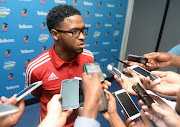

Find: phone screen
[86,64,102,75]
[0,104,19,117]
[112,67,122,78]
[61,79,79,110]
[116,92,139,117]
[132,67,159,81]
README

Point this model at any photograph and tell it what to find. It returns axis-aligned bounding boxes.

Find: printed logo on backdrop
[85,44,89,47]
[103,49,106,54]
[116,14,122,18]
[0,39,14,43]
[85,11,89,18]
[111,55,114,60]
[93,31,101,38]
[105,32,109,37]
[38,34,49,42]
[42,46,46,52]
[105,24,112,27]
[114,39,117,44]
[94,41,98,47]
[41,22,46,29]
[113,30,119,37]
[96,22,100,28]
[17,0,32,1]
[26,59,30,66]
[107,12,111,18]
[24,35,29,43]
[107,4,114,8]
[103,42,110,45]
[72,0,77,6]
[119,3,122,9]
[6,85,19,90]
[95,13,103,17]
[0,7,10,18]
[84,1,93,6]
[101,65,104,70]
[92,52,99,55]
[22,8,28,17]
[20,49,34,54]
[19,24,33,29]
[8,73,14,80]
[5,49,11,57]
[116,22,119,27]
[111,49,117,52]
[0,0,6,2]
[98,1,102,8]
[101,58,107,62]
[37,11,48,16]
[3,61,16,70]
[55,0,66,4]
[85,24,91,28]
[2,23,8,31]
[40,0,46,4]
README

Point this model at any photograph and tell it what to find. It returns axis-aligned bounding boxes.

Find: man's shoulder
[81,49,94,59]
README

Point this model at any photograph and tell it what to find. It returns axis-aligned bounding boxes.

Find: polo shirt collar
[49,44,80,69]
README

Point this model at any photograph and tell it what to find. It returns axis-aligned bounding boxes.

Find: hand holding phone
[107,64,124,80]
[0,104,19,117]
[128,54,148,64]
[113,89,140,120]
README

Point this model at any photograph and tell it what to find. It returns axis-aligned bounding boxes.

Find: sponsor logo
[116,22,119,27]
[17,0,32,1]
[20,49,34,54]
[103,49,106,54]
[111,56,115,60]
[107,12,111,18]
[72,0,77,6]
[6,85,19,90]
[41,22,46,29]
[85,11,89,18]
[0,39,14,43]
[24,35,29,43]
[42,46,46,52]
[40,0,46,4]
[3,61,16,70]
[93,31,101,38]
[85,24,91,27]
[85,44,90,47]
[37,11,48,16]
[48,72,59,81]
[0,0,6,2]
[116,14,122,18]
[22,8,28,17]
[105,32,109,37]
[5,49,11,57]
[96,22,100,28]
[95,13,103,17]
[38,34,49,42]
[101,58,108,62]
[107,4,114,8]
[54,0,66,4]
[111,49,117,52]
[23,72,26,76]
[84,1,93,6]
[119,3,122,9]
[19,24,33,29]
[98,1,102,8]
[92,52,99,55]
[26,59,30,66]
[113,30,119,37]
[2,22,8,31]
[101,65,104,70]
[0,7,10,18]
[105,24,112,27]
[94,41,98,47]
[8,73,14,80]
[103,42,110,45]
[114,39,117,44]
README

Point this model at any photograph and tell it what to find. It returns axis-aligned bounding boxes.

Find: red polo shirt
[25,44,94,127]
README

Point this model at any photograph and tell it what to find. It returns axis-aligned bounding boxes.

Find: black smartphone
[128,54,148,64]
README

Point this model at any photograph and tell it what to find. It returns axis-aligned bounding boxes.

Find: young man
[25,4,94,127]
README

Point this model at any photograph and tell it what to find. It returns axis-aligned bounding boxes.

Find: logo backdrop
[0,0,128,99]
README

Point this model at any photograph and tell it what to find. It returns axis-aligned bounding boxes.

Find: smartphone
[132,83,154,108]
[113,89,141,120]
[128,54,148,64]
[107,64,124,80]
[129,65,161,82]
[61,78,79,110]
[16,81,43,102]
[82,62,105,82]
[82,62,108,111]
[0,104,19,117]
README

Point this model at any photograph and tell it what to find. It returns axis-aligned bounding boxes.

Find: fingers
[140,110,152,125]
[65,109,73,118]
[102,80,111,89]
[150,71,167,78]
[52,94,62,101]
[1,96,8,103]
[104,89,115,102]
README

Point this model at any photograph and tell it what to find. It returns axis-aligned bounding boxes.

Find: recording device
[128,54,148,64]
[82,62,108,111]
[16,81,43,102]
[0,104,19,117]
[132,83,154,108]
[107,64,124,80]
[61,78,79,110]
[113,89,140,120]
[129,65,161,82]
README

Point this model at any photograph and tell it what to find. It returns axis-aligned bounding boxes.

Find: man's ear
[51,29,59,41]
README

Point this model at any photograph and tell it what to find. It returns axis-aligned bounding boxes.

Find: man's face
[57,15,86,54]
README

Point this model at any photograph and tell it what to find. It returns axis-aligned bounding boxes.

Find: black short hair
[46,4,81,32]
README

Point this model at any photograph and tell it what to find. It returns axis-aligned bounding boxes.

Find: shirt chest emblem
[48,72,59,81]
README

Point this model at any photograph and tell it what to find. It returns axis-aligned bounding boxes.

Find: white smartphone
[0,104,19,117]
[129,65,161,82]
[113,89,141,120]
[16,81,43,102]
[107,64,124,80]
[60,78,79,110]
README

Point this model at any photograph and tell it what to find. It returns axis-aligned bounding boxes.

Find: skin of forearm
[170,54,180,68]
[108,113,126,127]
